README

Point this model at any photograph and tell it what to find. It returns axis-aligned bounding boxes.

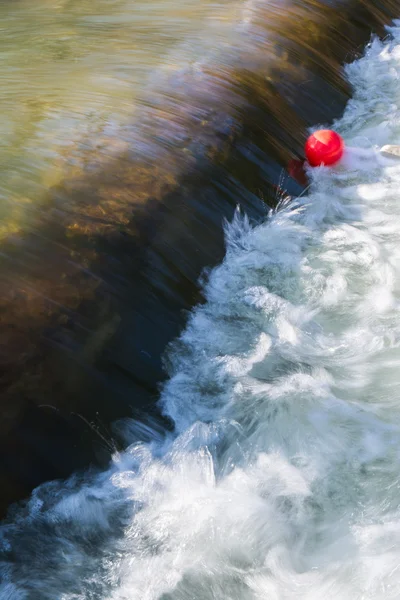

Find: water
[3,16,400,600]
[0,0,259,511]
[0,0,240,235]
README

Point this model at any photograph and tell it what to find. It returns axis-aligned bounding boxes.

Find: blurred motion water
[0,0,398,533]
[0,0,241,228]
[4,21,400,598]
[0,0,252,511]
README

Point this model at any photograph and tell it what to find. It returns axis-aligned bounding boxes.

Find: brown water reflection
[0,0,398,515]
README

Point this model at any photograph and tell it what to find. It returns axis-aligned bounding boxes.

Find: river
[2,16,400,598]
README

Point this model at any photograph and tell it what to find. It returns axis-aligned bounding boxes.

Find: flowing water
[3,19,400,599]
[0,0,241,235]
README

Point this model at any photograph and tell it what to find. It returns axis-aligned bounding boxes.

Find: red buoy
[305,129,344,167]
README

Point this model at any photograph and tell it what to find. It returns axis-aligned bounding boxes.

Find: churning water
[3,20,400,600]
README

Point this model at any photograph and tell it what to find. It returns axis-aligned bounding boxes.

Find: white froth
[4,21,400,600]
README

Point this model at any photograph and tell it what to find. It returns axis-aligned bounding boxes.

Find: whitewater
[3,21,400,600]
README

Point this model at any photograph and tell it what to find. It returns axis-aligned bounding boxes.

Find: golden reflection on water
[0,0,242,238]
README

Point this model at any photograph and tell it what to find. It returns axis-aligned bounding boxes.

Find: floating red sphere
[305,129,344,167]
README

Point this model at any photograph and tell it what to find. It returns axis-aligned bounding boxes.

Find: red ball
[305,129,344,167]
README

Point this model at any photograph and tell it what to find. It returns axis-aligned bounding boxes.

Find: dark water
[0,0,398,517]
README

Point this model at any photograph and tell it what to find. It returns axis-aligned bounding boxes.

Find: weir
[0,0,398,516]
